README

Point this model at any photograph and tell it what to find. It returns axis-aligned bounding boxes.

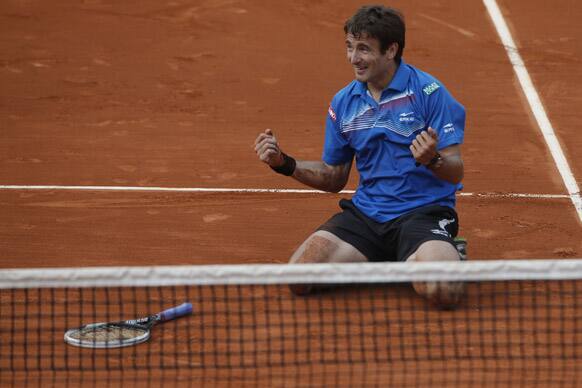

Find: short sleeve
[322,101,354,165]
[423,83,466,149]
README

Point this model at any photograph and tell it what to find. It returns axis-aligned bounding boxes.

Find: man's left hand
[410,127,439,166]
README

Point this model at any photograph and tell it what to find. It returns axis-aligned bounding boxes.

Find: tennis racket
[64,302,193,348]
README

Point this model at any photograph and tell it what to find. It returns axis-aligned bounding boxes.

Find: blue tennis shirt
[323,59,466,223]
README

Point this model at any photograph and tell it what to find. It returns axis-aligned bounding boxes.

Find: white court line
[0,185,573,199]
[418,13,476,39]
[483,0,582,223]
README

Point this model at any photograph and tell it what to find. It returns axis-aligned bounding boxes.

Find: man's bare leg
[288,230,367,295]
[406,240,465,309]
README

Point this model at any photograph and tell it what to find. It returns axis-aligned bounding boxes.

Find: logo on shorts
[431,218,455,237]
[328,105,337,121]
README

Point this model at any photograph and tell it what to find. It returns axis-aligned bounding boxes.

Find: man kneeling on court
[254,5,466,308]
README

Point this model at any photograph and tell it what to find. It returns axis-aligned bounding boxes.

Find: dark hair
[344,5,405,61]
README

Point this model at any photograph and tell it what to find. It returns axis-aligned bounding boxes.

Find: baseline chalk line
[483,0,582,223]
[0,185,574,200]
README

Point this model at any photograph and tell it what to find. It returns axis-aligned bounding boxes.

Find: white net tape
[1,259,582,289]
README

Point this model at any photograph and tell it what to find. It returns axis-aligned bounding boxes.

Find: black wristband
[270,153,296,176]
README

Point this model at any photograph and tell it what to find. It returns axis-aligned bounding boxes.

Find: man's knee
[288,231,366,296]
[412,281,466,309]
[288,284,313,296]
[287,233,337,296]
[406,240,466,308]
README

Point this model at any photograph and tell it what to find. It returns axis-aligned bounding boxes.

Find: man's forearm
[429,154,464,184]
[291,160,351,193]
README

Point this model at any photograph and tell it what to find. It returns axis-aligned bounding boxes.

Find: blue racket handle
[159,302,193,321]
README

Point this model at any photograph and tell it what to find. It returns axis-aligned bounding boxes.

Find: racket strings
[72,324,148,342]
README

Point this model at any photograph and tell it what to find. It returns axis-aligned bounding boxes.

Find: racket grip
[160,302,193,321]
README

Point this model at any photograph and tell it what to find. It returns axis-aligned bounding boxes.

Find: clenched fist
[254,129,285,168]
[410,127,439,166]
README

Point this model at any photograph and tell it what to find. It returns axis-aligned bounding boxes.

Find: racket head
[64,322,151,348]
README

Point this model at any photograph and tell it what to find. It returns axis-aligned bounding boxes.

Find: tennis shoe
[454,237,468,261]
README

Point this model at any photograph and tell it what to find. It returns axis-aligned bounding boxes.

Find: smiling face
[345,33,398,92]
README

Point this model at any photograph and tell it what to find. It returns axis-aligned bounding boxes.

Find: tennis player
[254,5,466,308]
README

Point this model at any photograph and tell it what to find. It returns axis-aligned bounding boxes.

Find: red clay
[1,0,582,386]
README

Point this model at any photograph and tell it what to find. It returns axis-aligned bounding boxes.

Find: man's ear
[386,42,398,60]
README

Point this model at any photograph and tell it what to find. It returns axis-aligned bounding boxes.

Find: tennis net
[1,260,581,387]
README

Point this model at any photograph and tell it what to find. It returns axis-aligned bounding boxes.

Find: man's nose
[349,51,360,64]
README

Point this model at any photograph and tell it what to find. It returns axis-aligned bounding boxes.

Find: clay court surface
[1,0,582,386]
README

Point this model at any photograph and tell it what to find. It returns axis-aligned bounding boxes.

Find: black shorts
[318,199,459,262]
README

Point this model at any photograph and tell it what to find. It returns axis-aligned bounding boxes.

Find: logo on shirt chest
[374,110,425,138]
[340,92,424,138]
[398,111,416,123]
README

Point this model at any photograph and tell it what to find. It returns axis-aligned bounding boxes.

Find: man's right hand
[254,129,285,167]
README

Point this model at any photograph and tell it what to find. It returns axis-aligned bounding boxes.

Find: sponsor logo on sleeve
[443,123,455,133]
[422,82,440,96]
[328,105,337,121]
